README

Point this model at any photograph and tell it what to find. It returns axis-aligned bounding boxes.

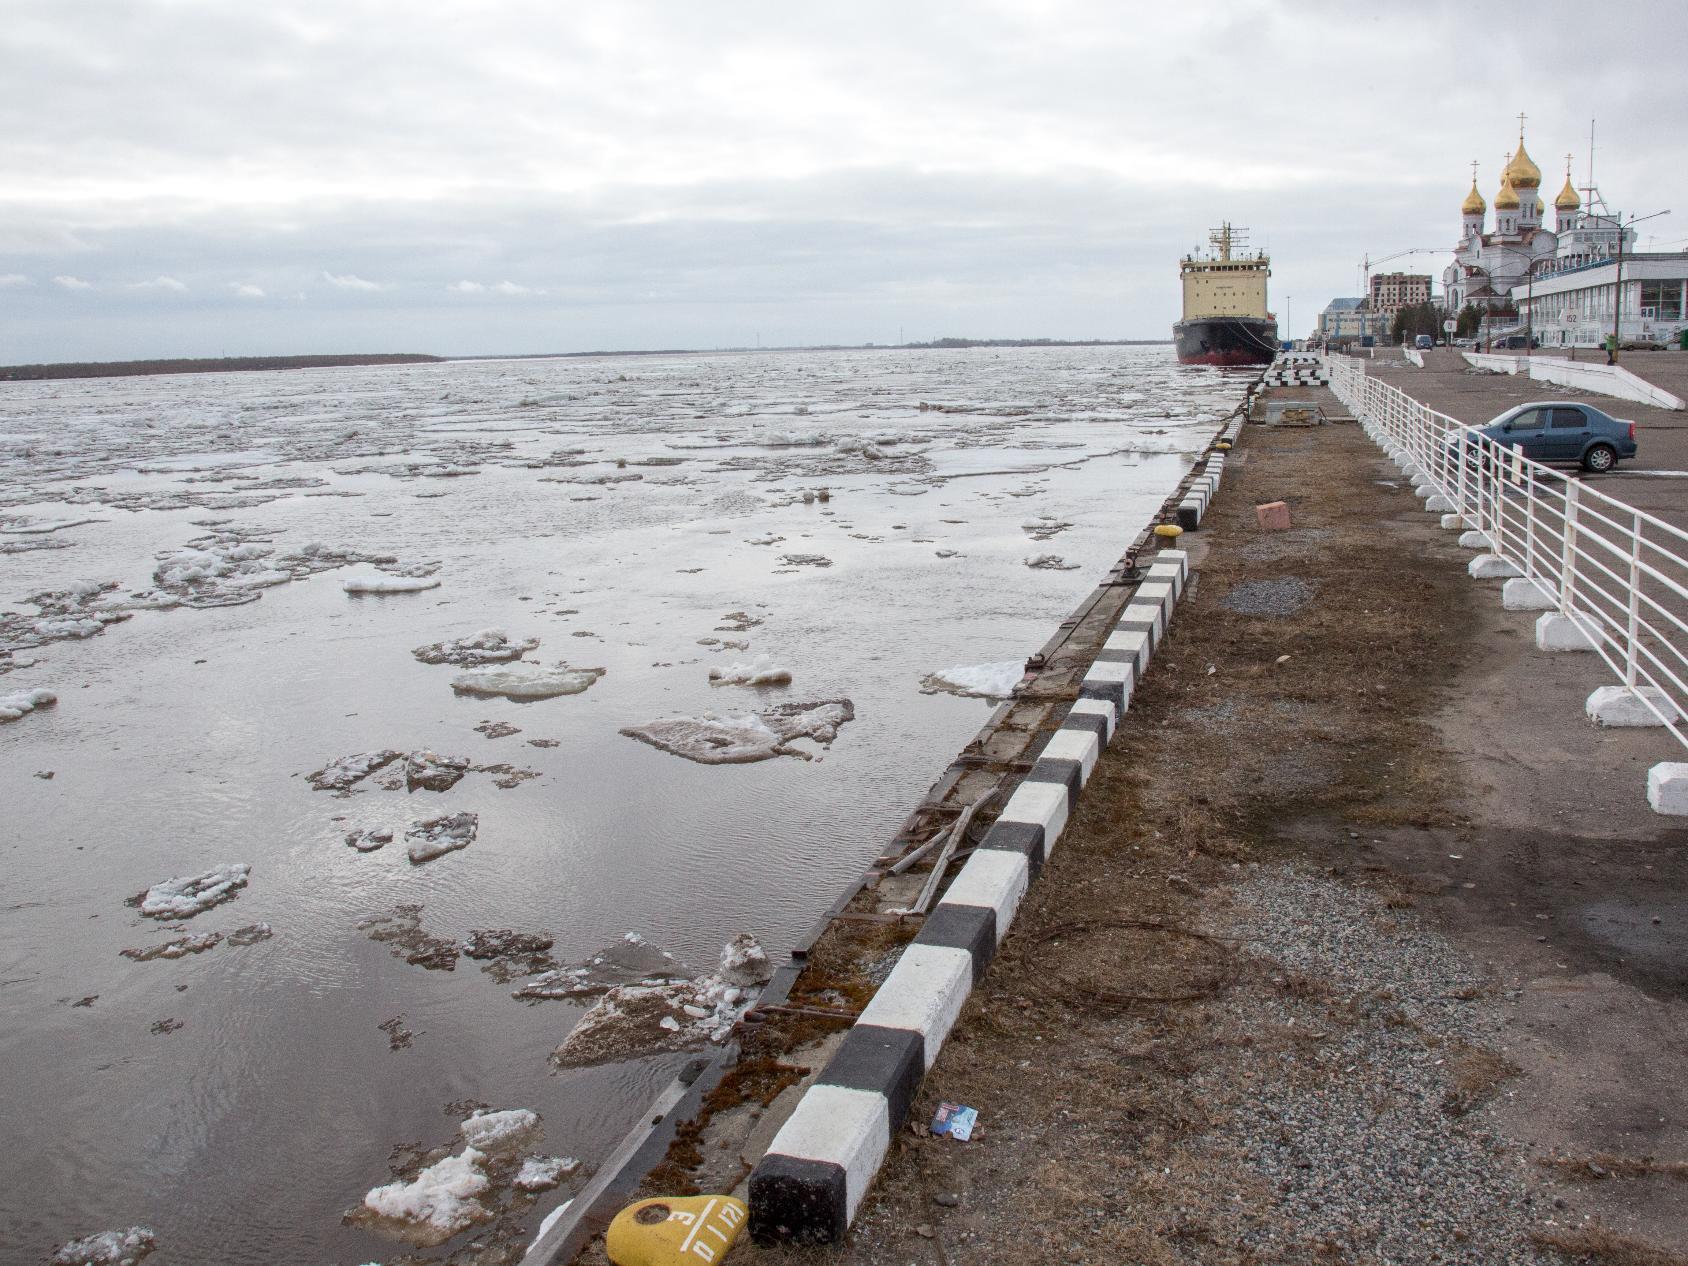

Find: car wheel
[1582,443,1617,473]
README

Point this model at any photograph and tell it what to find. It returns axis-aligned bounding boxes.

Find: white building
[1519,254,1688,348]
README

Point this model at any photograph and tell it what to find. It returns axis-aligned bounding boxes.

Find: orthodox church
[1442,125,1576,314]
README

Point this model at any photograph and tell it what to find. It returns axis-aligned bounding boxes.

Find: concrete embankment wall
[746,419,1245,1245]
[1461,350,1686,411]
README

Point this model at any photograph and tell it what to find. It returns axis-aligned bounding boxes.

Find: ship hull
[1173,317,1279,366]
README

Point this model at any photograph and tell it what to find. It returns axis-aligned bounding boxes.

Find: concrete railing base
[1647,763,1688,815]
[1501,578,1557,611]
[1440,514,1466,530]
[1587,685,1682,728]
[1470,554,1523,579]
[1536,613,1598,652]
[1458,530,1492,550]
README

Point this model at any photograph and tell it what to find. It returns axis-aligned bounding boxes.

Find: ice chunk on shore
[451,663,604,700]
[49,1227,156,1266]
[716,932,773,988]
[413,629,538,666]
[459,1108,541,1154]
[360,1147,491,1246]
[344,574,441,594]
[0,687,56,721]
[407,812,478,864]
[135,864,250,919]
[708,654,792,688]
[921,661,1024,700]
[515,1156,578,1192]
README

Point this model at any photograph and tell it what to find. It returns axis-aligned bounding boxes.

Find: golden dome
[1495,172,1520,211]
[1555,172,1580,211]
[1462,180,1487,215]
[1504,139,1541,189]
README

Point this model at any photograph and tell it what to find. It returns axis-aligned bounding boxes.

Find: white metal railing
[1324,352,1688,746]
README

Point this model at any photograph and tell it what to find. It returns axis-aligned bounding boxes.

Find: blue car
[1469,401,1639,473]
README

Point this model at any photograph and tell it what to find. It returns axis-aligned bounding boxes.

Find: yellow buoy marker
[1153,523,1183,540]
[607,1194,748,1266]
[1215,441,1233,451]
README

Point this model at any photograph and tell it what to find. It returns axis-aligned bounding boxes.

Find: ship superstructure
[1174,224,1278,366]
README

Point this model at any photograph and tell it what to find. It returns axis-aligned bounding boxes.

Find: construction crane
[1358,247,1443,299]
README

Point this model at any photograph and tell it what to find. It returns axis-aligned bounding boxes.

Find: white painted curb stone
[1501,578,1556,611]
[1587,685,1682,727]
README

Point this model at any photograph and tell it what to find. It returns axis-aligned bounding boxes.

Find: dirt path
[727,396,1688,1265]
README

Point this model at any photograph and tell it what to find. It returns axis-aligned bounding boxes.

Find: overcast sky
[2,0,1684,362]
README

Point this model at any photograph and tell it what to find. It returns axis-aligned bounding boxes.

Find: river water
[0,345,1242,1265]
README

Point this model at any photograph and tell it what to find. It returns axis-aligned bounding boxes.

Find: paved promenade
[1368,348,1688,535]
[696,391,1688,1266]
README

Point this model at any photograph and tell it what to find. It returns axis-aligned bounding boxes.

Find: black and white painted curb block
[747,547,1195,1245]
[1176,451,1227,530]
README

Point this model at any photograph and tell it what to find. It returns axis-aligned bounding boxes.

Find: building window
[1640,281,1685,321]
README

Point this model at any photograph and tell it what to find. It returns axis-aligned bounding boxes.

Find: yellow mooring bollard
[606,1194,749,1266]
[1153,523,1183,542]
[1214,440,1233,451]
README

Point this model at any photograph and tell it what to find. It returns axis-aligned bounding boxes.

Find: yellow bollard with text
[606,1195,748,1266]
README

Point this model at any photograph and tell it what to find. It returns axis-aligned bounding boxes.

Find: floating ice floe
[1,581,132,655]
[708,654,793,688]
[406,812,478,864]
[308,749,401,791]
[412,629,539,666]
[450,663,604,700]
[133,864,251,919]
[48,1227,156,1266]
[1022,516,1074,541]
[622,699,853,764]
[459,1108,541,1154]
[344,574,442,594]
[515,1156,577,1192]
[1025,553,1080,570]
[551,934,773,1068]
[360,904,459,970]
[514,931,682,1002]
[0,687,56,722]
[778,553,832,568]
[404,750,470,792]
[359,1147,493,1246]
[345,827,393,852]
[921,661,1026,700]
[119,923,271,962]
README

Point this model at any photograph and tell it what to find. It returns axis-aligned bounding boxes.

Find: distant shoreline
[0,353,444,383]
[1,338,1173,383]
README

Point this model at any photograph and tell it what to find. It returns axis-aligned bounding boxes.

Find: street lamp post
[1610,208,1671,363]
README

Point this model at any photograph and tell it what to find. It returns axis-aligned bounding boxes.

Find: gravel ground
[1218,577,1314,617]
[1203,868,1551,1265]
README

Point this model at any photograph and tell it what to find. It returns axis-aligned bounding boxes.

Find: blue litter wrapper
[929,1101,978,1141]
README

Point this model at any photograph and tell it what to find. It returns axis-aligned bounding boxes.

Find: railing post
[1525,463,1538,577]
[1561,480,1579,613]
[1627,512,1643,687]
